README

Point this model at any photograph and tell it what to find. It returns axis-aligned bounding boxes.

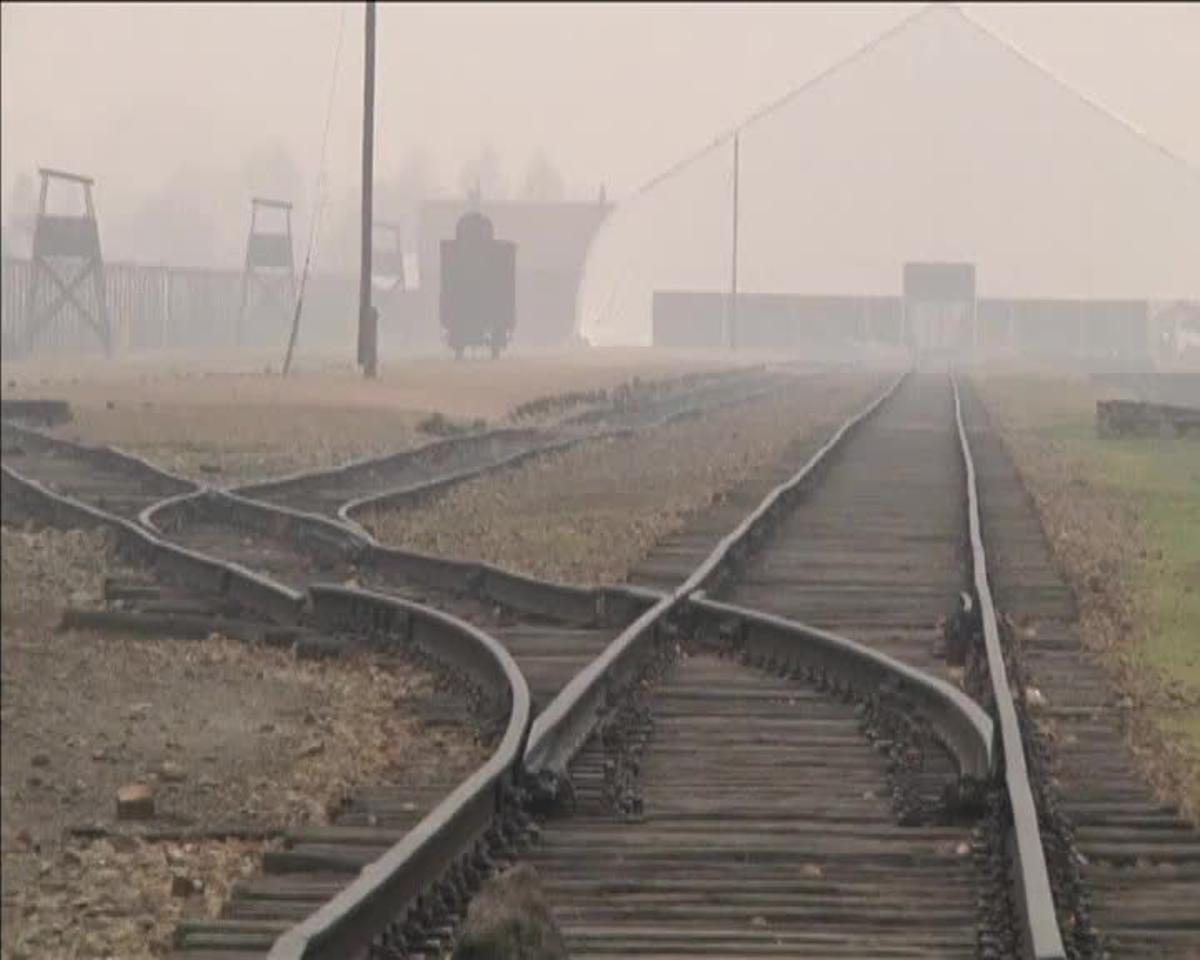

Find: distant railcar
[439,212,516,359]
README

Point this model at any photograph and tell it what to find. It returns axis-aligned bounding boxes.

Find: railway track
[961,383,1200,960]
[7,366,1191,959]
[0,419,196,521]
[3,440,650,958]
[0,370,1026,959]
[228,365,790,527]
[495,373,1026,959]
[8,372,798,956]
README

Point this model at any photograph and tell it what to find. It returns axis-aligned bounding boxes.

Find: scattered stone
[298,738,325,759]
[116,784,155,821]
[452,864,567,960]
[170,874,198,898]
[159,761,186,783]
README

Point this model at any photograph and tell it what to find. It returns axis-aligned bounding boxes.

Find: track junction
[3,365,1197,960]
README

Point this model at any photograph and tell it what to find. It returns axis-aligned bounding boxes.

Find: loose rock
[116,784,155,821]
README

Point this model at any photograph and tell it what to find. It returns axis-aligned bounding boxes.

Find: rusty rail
[953,378,1067,959]
[523,369,906,777]
[266,586,531,960]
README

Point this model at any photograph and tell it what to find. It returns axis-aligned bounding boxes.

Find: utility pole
[727,132,740,352]
[357,0,378,378]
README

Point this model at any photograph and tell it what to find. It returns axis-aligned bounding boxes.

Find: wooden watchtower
[23,168,111,356]
[236,197,296,346]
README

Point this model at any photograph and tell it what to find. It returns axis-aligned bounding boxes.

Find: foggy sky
[2,2,1198,271]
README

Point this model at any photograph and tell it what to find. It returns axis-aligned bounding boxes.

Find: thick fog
[2,3,1198,347]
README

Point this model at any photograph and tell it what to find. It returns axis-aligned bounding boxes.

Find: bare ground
[0,525,484,959]
[2,349,749,483]
[362,371,880,585]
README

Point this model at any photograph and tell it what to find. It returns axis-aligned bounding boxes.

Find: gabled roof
[635,4,1198,198]
[580,4,1200,344]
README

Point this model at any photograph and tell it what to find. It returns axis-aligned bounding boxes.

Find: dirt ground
[2,348,750,483]
[363,371,881,585]
[976,372,1200,821]
[0,525,484,959]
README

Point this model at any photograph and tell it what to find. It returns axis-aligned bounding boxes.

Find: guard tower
[237,197,296,346]
[902,262,977,359]
[23,168,111,356]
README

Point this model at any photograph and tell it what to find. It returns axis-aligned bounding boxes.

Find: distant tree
[376,146,437,223]
[457,143,507,204]
[520,151,565,203]
[241,141,304,206]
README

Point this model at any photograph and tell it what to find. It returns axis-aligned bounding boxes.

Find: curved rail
[234,365,783,524]
[336,434,578,530]
[3,462,540,960]
[1,418,198,521]
[952,378,1067,959]
[232,426,548,510]
[267,585,531,960]
[1,463,304,623]
[522,371,1066,960]
[689,593,993,782]
[335,368,791,530]
[524,369,906,775]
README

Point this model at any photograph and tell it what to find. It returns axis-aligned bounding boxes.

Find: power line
[628,3,1198,204]
[283,2,349,376]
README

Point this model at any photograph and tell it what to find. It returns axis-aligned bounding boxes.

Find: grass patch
[1040,415,1200,695]
[980,373,1200,813]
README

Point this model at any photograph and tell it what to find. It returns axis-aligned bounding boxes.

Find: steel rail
[3,462,538,960]
[1,418,198,504]
[145,486,666,629]
[232,365,775,509]
[521,371,1066,959]
[952,377,1067,959]
[688,593,994,782]
[524,368,908,776]
[335,373,790,532]
[1,463,304,622]
[267,585,532,960]
[231,426,547,504]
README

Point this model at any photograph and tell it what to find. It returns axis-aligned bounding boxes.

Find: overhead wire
[282,1,349,376]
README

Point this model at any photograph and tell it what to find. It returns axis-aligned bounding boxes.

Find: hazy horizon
[3,2,1198,275]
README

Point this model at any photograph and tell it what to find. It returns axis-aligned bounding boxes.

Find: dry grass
[0,524,484,959]
[2,348,751,483]
[363,372,880,585]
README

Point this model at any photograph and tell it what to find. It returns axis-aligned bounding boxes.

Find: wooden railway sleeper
[996,623,1101,960]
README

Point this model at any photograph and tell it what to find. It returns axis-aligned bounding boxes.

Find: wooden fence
[1,258,358,359]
